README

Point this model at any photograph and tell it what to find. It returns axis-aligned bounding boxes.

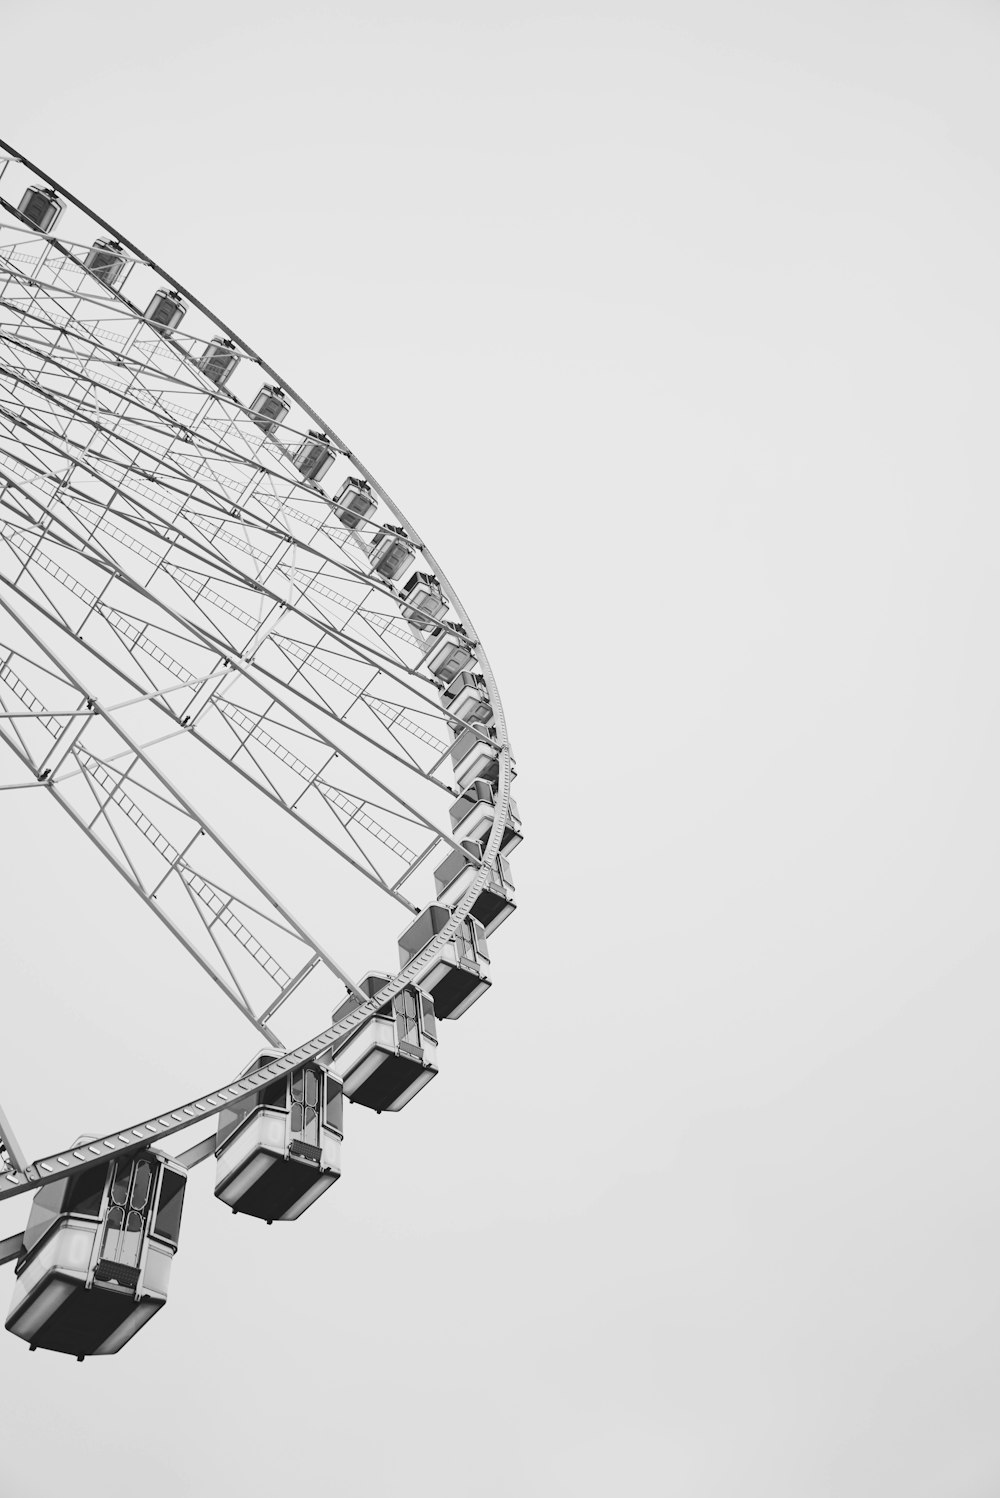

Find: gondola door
[97,1156,156,1287]
[289,1067,321,1160]
[394,988,422,1056]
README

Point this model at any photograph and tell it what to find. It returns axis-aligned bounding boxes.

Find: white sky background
[1,0,1000,1493]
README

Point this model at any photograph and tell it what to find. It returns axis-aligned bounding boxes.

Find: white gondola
[145,288,186,332]
[451,724,500,790]
[433,840,516,936]
[332,476,376,530]
[293,429,336,483]
[398,904,491,1019]
[400,572,448,636]
[248,383,290,435]
[441,670,494,728]
[424,624,475,685]
[6,1148,186,1360]
[16,185,63,233]
[83,238,127,288]
[214,1052,343,1223]
[197,335,239,387]
[450,777,522,854]
[368,525,414,582]
[330,974,438,1111]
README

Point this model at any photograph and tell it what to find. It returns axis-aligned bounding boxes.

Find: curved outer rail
[0,140,515,1197]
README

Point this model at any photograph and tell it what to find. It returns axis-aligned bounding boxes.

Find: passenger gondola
[6,1148,186,1360]
[440,670,495,729]
[423,622,475,684]
[451,724,500,790]
[145,288,187,332]
[401,572,448,635]
[449,777,522,854]
[332,476,377,530]
[397,904,491,1019]
[293,430,336,483]
[432,840,516,936]
[197,335,239,387]
[83,238,127,288]
[330,975,438,1111]
[214,1052,344,1223]
[16,185,63,233]
[368,525,414,582]
[248,384,290,435]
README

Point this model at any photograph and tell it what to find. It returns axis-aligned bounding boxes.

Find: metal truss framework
[0,140,514,1193]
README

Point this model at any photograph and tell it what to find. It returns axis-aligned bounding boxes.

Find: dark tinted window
[291,1069,319,1108]
[399,907,446,964]
[219,1074,286,1146]
[395,988,420,1049]
[450,727,476,762]
[110,1156,132,1208]
[330,992,361,1026]
[22,1179,68,1255]
[131,1161,153,1210]
[217,1098,252,1147]
[64,1163,108,1219]
[153,1171,186,1247]
[325,1079,344,1132]
[262,1076,287,1109]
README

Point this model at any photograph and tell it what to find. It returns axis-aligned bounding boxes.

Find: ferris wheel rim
[0,139,516,1182]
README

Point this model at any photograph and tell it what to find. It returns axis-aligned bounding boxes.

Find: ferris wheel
[0,140,519,1360]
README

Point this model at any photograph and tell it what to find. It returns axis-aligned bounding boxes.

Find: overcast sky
[3,1,1000,1494]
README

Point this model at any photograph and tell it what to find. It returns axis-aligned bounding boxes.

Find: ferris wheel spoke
[0,604,384,1044]
[29,333,220,445]
[0,684,278,1044]
[123,510,432,692]
[276,563,419,653]
[122,554,455,789]
[0,476,461,808]
[347,689,428,773]
[21,444,447,711]
[210,695,428,848]
[73,748,167,896]
[0,318,242,497]
[0,531,462,902]
[0,317,437,634]
[0,1101,28,1175]
[0,289,342,521]
[0,268,130,344]
[364,693,450,754]
[0,591,458,912]
[0,328,470,700]
[168,866,279,1038]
